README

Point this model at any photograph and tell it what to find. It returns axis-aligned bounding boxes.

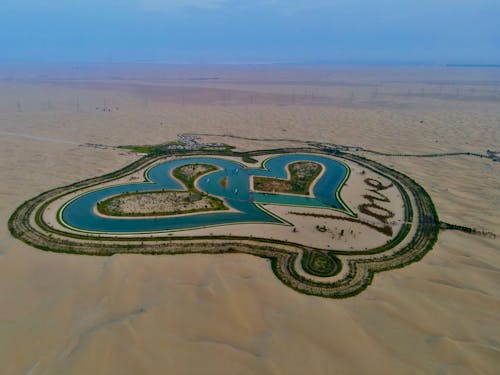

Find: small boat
[234,188,238,194]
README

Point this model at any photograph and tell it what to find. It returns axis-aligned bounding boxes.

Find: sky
[1,0,499,64]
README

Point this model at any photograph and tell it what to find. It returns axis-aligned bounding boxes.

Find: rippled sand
[0,65,498,374]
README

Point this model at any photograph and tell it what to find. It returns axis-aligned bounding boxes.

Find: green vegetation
[242,155,258,164]
[440,221,496,238]
[97,163,226,217]
[120,141,235,157]
[301,250,342,277]
[253,161,322,195]
[172,163,217,189]
[8,145,445,298]
[119,145,164,154]
[96,190,226,217]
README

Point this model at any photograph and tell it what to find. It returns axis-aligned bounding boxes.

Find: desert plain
[0,64,499,374]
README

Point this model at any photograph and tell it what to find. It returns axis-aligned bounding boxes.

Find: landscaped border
[8,147,440,298]
[54,155,297,235]
[96,163,227,217]
[253,155,355,217]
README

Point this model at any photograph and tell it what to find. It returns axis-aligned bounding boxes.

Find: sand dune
[0,66,498,374]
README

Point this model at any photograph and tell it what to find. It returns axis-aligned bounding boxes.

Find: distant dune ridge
[0,65,499,374]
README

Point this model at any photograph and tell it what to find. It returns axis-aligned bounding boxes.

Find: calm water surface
[61,154,349,233]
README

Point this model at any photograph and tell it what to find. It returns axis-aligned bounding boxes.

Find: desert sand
[0,65,499,374]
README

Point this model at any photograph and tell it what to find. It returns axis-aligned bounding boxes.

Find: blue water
[61,154,349,233]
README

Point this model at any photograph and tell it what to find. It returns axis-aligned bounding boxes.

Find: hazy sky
[1,0,499,64]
